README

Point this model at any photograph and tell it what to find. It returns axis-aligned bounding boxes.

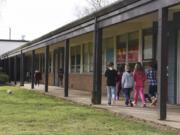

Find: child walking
[105,62,117,105]
[146,62,157,106]
[133,62,147,107]
[121,64,134,107]
[115,66,123,100]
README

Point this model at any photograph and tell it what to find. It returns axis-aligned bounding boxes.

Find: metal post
[4,58,7,74]
[0,59,2,69]
[20,51,24,86]
[92,18,102,104]
[6,57,8,74]
[31,50,35,89]
[8,58,11,83]
[57,48,60,86]
[157,8,168,120]
[64,39,69,97]
[1,59,3,72]
[3,59,6,73]
[53,50,55,86]
[45,46,49,92]
[14,56,17,85]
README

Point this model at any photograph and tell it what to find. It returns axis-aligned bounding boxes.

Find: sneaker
[142,104,146,108]
[108,102,111,106]
[132,101,137,106]
[151,98,157,106]
[130,102,133,107]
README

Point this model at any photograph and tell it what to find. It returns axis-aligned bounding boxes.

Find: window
[83,43,93,72]
[128,32,139,63]
[70,45,81,73]
[49,53,52,72]
[102,37,114,72]
[83,44,89,72]
[142,28,154,60]
[117,35,127,64]
[116,31,139,69]
[105,38,114,64]
[71,47,76,72]
[39,54,44,73]
[76,47,81,72]
[35,54,39,71]
[89,44,93,72]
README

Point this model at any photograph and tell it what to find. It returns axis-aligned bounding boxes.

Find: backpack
[122,72,134,88]
[126,74,134,88]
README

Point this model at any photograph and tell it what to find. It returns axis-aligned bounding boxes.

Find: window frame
[82,42,93,73]
[142,28,155,61]
[116,31,139,65]
[70,45,81,73]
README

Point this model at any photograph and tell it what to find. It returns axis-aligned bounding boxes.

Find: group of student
[26,68,64,87]
[105,62,157,107]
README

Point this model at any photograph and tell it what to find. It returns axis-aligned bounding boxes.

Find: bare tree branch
[74,0,118,18]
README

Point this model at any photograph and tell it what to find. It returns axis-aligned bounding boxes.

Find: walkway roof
[1,0,180,58]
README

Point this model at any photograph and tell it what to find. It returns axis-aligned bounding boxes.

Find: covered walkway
[3,0,180,122]
[22,83,180,130]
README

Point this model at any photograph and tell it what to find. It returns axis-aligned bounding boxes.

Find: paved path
[22,83,180,130]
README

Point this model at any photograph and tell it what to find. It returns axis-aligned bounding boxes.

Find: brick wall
[69,74,93,91]
[41,72,149,96]
[40,72,54,85]
[69,74,107,94]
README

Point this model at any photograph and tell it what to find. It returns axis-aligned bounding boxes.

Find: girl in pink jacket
[133,62,146,107]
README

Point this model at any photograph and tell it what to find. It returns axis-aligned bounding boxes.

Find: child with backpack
[121,64,134,107]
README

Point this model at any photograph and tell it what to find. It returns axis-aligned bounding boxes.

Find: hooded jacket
[121,71,134,88]
[133,71,146,87]
[105,68,117,86]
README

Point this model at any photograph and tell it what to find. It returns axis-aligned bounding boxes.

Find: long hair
[117,64,124,73]
[134,62,144,72]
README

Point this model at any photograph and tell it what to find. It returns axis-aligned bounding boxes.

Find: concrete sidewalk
[22,83,180,130]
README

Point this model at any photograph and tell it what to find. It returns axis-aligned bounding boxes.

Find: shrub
[0,72,9,84]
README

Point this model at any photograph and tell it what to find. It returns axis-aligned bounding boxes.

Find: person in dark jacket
[105,62,117,105]
[34,70,42,86]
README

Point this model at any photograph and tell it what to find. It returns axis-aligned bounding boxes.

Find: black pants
[149,85,157,97]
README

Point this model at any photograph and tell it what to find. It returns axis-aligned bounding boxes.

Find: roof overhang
[1,0,180,59]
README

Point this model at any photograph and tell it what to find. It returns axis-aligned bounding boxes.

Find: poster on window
[116,48,126,64]
[128,48,138,62]
[128,40,139,63]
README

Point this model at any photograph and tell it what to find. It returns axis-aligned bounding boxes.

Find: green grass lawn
[0,86,176,135]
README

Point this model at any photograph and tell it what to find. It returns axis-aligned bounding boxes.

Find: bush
[0,72,9,84]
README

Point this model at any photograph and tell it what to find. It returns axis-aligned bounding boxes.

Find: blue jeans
[123,88,131,105]
[107,86,115,104]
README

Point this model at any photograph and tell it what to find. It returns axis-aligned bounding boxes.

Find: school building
[1,0,180,120]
